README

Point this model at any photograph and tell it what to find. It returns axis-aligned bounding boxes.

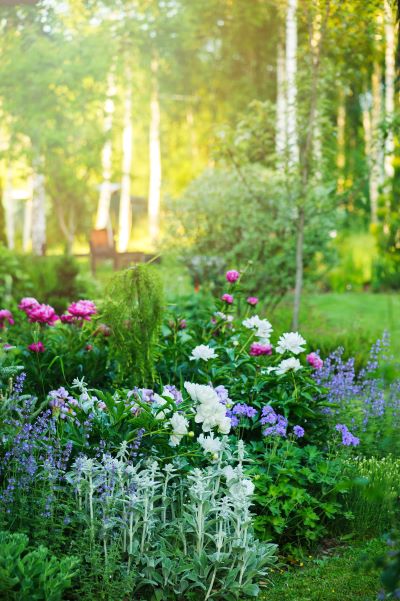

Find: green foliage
[343,456,400,537]
[102,265,164,387]
[0,530,78,601]
[249,442,350,550]
[0,245,32,306]
[20,255,82,314]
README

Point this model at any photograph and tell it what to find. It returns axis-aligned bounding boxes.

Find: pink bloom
[0,309,14,328]
[221,293,234,304]
[306,352,324,370]
[28,341,45,353]
[249,342,273,356]
[18,297,39,313]
[226,270,240,283]
[67,300,97,321]
[247,296,259,306]
[60,314,74,324]
[27,304,59,326]
[85,344,93,351]
[179,319,187,329]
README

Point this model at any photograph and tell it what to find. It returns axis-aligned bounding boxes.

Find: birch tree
[31,158,46,256]
[118,76,133,253]
[96,71,116,232]
[148,54,162,243]
[276,39,287,159]
[2,166,14,250]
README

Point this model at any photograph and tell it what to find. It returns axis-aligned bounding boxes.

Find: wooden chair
[89,229,118,275]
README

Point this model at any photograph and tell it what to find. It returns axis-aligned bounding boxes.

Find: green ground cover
[262,539,387,601]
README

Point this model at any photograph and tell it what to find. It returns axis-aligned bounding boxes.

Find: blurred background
[0,0,399,358]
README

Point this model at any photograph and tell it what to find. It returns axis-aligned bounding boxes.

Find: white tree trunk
[31,162,46,256]
[148,55,162,242]
[3,166,14,250]
[384,0,395,179]
[337,93,346,193]
[370,62,383,225]
[276,40,287,159]
[118,79,133,253]
[96,72,116,232]
[285,0,299,168]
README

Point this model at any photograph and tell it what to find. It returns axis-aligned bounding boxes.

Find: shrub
[0,530,78,601]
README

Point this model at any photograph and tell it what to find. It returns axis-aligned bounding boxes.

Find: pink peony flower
[247,296,259,306]
[60,314,74,324]
[179,319,187,329]
[27,303,59,326]
[66,300,97,321]
[0,309,14,328]
[18,297,40,313]
[28,341,45,353]
[249,342,273,356]
[221,293,234,304]
[226,270,240,283]
[306,352,323,370]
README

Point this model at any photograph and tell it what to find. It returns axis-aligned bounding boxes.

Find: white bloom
[185,382,231,433]
[276,357,302,375]
[276,332,306,355]
[197,432,223,454]
[190,344,218,361]
[242,315,273,343]
[161,387,175,400]
[167,412,189,446]
[217,416,231,434]
[195,400,227,432]
[184,382,220,404]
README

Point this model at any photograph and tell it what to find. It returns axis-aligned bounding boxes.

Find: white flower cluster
[276,332,306,355]
[242,315,273,344]
[168,412,189,447]
[185,382,231,435]
[190,344,218,361]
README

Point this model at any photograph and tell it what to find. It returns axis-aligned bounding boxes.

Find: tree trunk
[22,175,33,253]
[292,207,305,330]
[384,0,395,180]
[3,166,14,250]
[286,0,299,168]
[336,91,346,193]
[118,78,133,253]
[276,39,287,160]
[148,54,162,243]
[96,71,116,233]
[370,62,383,225]
[31,161,46,256]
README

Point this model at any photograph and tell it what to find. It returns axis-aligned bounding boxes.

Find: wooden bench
[89,229,160,274]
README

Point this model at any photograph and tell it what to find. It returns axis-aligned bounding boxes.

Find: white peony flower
[276,357,302,375]
[197,432,223,454]
[167,412,189,446]
[276,332,306,355]
[184,382,220,404]
[190,344,218,361]
[195,400,227,432]
[242,315,273,343]
[217,415,231,434]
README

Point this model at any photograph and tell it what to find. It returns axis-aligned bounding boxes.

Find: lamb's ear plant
[65,441,277,600]
[102,265,164,387]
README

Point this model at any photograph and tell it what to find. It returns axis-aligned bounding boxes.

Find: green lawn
[261,539,387,601]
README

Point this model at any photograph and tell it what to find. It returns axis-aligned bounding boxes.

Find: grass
[261,539,387,601]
